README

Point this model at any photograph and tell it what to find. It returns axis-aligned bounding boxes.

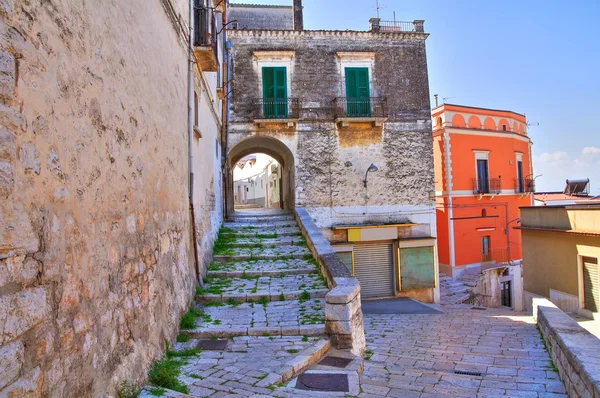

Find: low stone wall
[532,298,600,398]
[293,207,366,356]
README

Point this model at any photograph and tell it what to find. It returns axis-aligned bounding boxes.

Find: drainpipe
[189,0,202,284]
[224,40,233,217]
[443,131,456,273]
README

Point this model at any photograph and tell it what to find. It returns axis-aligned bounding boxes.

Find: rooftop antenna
[442,97,454,104]
[375,0,382,18]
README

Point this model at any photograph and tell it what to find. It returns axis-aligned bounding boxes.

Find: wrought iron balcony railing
[253,98,300,120]
[473,178,501,195]
[333,97,388,119]
[193,2,219,71]
[515,178,535,193]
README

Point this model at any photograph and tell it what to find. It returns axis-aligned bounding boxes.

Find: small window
[481,209,487,217]
[194,92,199,127]
[502,124,507,131]
[231,22,238,30]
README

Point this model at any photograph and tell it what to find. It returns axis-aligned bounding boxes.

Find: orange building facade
[432,104,534,278]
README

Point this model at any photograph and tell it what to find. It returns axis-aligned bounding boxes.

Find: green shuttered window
[400,246,435,290]
[345,67,371,117]
[262,67,288,118]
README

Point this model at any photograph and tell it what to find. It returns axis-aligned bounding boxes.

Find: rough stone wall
[0,0,220,396]
[227,30,434,228]
[228,5,293,30]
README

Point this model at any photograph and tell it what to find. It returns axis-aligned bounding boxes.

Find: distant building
[534,178,596,206]
[233,154,282,208]
[432,104,534,284]
[520,204,600,318]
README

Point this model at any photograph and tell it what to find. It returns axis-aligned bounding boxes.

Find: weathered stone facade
[0,0,223,396]
[226,29,435,229]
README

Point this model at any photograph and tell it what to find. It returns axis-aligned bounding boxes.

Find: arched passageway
[226,136,295,216]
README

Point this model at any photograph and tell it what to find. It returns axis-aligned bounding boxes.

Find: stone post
[369,18,381,33]
[413,20,425,33]
[325,277,366,356]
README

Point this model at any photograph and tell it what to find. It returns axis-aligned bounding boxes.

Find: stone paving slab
[360,304,567,397]
[189,299,326,331]
[140,336,330,398]
[208,259,317,278]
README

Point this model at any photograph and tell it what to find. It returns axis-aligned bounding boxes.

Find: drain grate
[196,339,228,351]
[296,373,349,392]
[319,356,353,368]
[454,370,483,377]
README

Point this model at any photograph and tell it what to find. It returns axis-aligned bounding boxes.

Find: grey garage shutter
[353,243,395,298]
[583,256,599,312]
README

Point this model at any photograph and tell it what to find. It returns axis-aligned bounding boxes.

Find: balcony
[473,178,501,196]
[369,18,425,33]
[333,97,388,126]
[515,178,535,194]
[193,4,218,72]
[253,98,300,127]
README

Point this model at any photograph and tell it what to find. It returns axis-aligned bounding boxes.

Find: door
[583,256,599,312]
[501,280,512,307]
[345,67,370,117]
[262,67,287,118]
[517,160,524,193]
[353,243,395,298]
[481,236,491,262]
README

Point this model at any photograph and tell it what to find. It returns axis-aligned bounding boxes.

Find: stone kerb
[532,298,600,398]
[293,207,366,356]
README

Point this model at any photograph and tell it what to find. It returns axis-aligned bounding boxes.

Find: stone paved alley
[139,208,567,397]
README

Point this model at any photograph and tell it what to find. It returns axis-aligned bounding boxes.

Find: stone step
[212,252,311,262]
[208,258,319,277]
[196,273,329,303]
[181,298,326,338]
[231,209,292,217]
[220,226,302,237]
[224,220,298,230]
[227,215,295,223]
[222,236,306,248]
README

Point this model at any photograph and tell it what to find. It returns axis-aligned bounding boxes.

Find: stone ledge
[532,298,600,398]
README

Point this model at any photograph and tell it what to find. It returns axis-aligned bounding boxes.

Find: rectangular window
[482,236,491,262]
[345,67,370,117]
[477,159,489,193]
[262,67,287,118]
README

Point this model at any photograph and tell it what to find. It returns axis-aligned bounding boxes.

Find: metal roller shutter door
[353,243,395,298]
[583,257,599,312]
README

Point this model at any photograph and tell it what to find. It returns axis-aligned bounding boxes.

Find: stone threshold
[196,288,330,303]
[182,324,326,339]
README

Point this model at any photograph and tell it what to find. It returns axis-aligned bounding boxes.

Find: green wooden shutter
[399,246,435,290]
[345,67,370,117]
[262,67,287,118]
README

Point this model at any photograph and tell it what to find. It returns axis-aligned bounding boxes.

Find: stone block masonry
[533,298,600,398]
[0,0,221,396]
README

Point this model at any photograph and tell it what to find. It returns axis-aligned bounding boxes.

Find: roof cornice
[226,29,429,40]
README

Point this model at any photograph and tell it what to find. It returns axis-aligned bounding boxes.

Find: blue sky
[230,0,600,194]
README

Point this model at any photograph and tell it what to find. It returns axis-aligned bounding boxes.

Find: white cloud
[536,151,570,167]
[582,146,600,155]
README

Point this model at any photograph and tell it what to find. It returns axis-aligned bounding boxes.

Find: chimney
[293,0,303,31]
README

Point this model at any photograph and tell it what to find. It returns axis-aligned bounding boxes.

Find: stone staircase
[141,209,362,397]
[439,272,473,305]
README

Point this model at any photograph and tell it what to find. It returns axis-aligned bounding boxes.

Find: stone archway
[226,136,296,216]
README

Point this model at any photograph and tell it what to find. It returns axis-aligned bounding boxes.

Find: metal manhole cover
[318,356,353,368]
[296,373,349,392]
[196,339,228,350]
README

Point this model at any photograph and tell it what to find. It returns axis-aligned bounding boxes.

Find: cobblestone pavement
[360,304,567,397]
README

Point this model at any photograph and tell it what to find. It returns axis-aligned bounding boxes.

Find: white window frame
[336,52,376,98]
[252,51,295,99]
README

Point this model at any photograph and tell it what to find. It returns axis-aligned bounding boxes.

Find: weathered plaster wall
[0,0,221,396]
[227,30,435,229]
[228,5,293,30]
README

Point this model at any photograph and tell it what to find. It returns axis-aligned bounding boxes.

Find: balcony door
[345,67,370,117]
[517,160,524,193]
[477,159,489,193]
[481,235,491,262]
[262,67,287,118]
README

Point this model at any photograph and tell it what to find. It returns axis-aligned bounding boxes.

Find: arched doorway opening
[226,136,295,215]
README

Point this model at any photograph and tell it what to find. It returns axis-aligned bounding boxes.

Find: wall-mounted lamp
[363,163,378,188]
